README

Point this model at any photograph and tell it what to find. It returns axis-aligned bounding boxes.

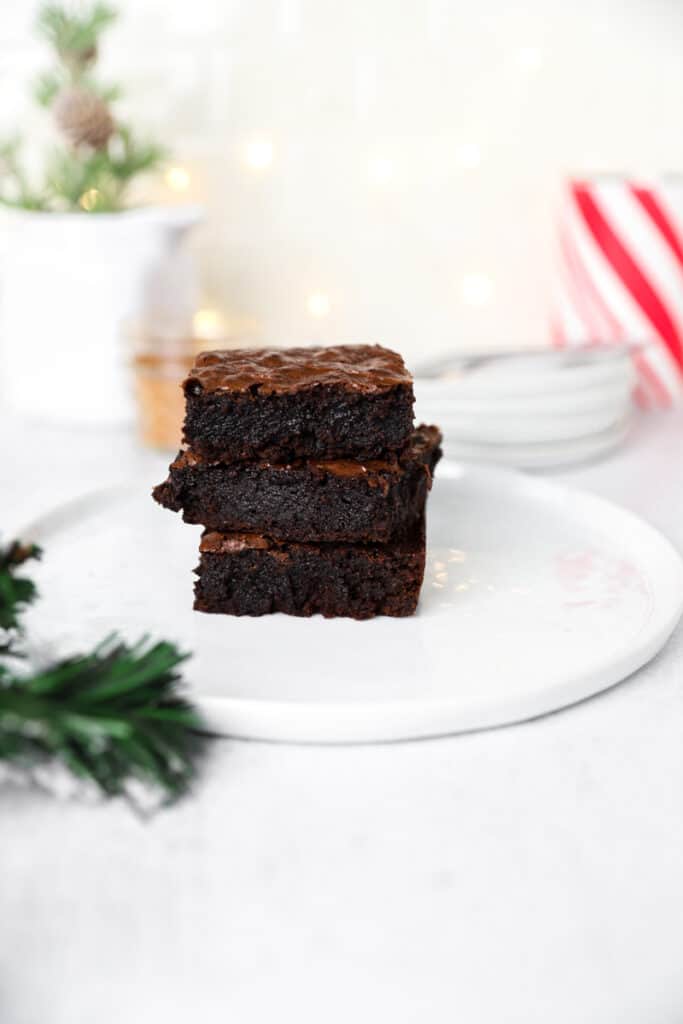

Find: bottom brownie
[194,518,426,619]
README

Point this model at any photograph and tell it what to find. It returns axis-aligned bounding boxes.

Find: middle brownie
[154,424,442,543]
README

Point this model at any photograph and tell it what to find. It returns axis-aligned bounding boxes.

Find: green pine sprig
[0,140,50,211]
[34,69,122,109]
[43,127,167,212]
[0,2,166,213]
[0,540,212,806]
[1,637,207,803]
[36,3,117,77]
[0,540,42,636]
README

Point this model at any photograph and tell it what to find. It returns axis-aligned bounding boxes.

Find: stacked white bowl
[413,345,636,471]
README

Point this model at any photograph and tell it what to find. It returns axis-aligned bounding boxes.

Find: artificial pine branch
[0,540,41,635]
[0,637,208,803]
[0,140,49,210]
[111,126,167,180]
[36,3,117,76]
[0,542,212,805]
[0,2,166,213]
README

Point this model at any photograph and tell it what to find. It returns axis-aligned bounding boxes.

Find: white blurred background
[1,0,683,364]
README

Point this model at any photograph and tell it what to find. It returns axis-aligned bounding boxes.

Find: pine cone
[53,88,115,150]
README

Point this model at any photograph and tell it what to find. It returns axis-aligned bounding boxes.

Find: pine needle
[1,3,165,213]
[36,3,117,61]
[0,540,41,634]
[0,638,209,803]
[0,540,213,807]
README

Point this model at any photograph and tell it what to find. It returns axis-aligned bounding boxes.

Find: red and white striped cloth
[553,178,683,407]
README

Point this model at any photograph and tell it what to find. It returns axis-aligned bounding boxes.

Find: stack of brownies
[153,344,442,619]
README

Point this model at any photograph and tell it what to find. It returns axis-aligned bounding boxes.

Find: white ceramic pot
[0,205,203,424]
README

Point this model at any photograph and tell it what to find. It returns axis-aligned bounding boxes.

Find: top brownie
[182,344,414,462]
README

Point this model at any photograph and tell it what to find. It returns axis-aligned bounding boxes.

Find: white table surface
[2,410,683,1024]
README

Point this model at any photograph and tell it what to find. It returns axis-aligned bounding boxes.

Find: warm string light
[190,281,496,327]
[79,188,99,211]
[165,166,191,191]
[235,138,487,183]
[225,130,497,324]
[243,139,274,171]
[191,281,494,326]
[306,292,331,318]
[193,308,225,340]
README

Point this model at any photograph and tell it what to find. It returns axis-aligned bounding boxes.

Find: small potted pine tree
[0,3,201,423]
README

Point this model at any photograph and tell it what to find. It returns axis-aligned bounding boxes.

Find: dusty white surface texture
[2,409,683,1023]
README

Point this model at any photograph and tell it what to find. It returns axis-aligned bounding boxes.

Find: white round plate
[21,462,683,743]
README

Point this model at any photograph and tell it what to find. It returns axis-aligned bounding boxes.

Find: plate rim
[14,462,683,743]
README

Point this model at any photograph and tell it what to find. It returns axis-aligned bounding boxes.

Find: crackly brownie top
[172,424,441,481]
[184,344,412,396]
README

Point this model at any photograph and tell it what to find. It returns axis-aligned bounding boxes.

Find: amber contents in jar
[132,349,196,450]
[129,314,261,449]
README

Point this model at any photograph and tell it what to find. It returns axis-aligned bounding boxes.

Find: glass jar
[131,342,198,450]
[128,314,261,450]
